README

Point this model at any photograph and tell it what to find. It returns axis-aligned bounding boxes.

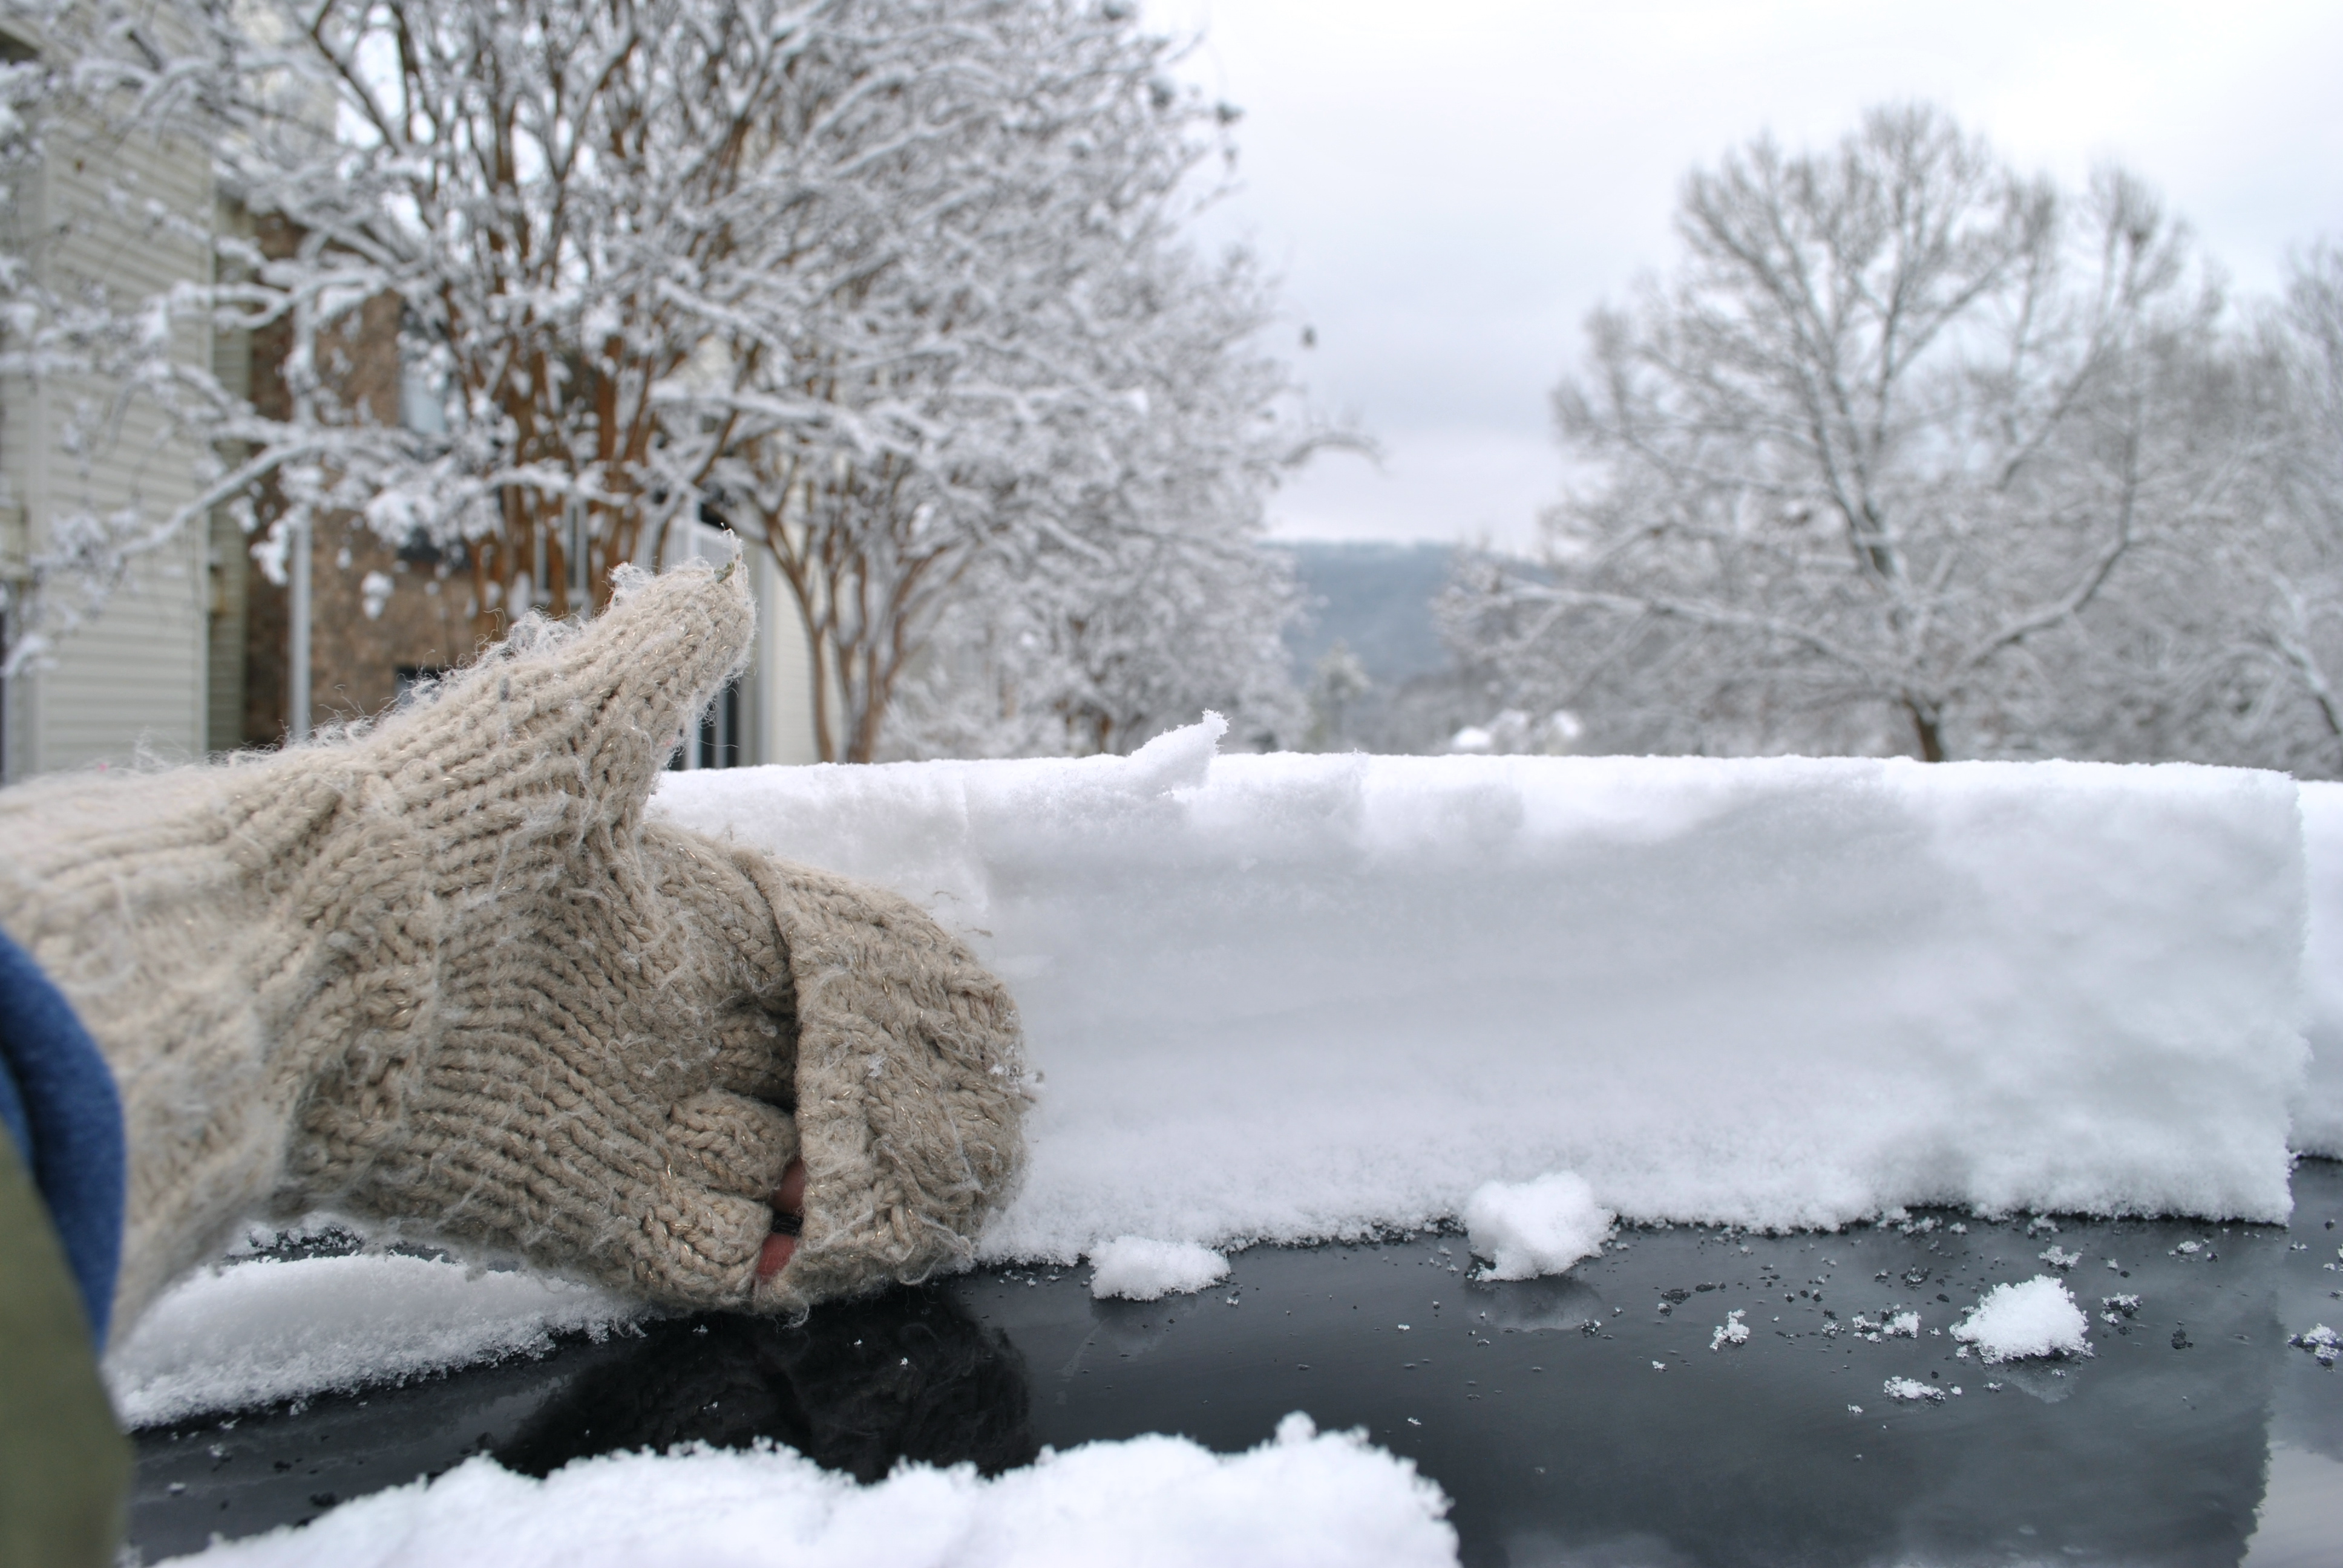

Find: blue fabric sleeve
[0,926,126,1349]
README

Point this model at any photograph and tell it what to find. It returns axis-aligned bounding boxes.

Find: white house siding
[0,49,216,779]
[659,520,822,768]
[750,543,822,766]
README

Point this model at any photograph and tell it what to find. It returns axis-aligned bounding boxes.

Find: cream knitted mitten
[0,563,1025,1333]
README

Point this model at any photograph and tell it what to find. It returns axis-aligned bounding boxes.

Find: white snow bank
[658,727,2309,1255]
[1951,1276,2091,1363]
[162,1413,1457,1568]
[105,1254,644,1427]
[1464,1172,1612,1281]
[1088,1236,1230,1301]
[2293,782,2343,1155]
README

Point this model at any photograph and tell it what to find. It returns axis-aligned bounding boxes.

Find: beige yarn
[0,563,1026,1334]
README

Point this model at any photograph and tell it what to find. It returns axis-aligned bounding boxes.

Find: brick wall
[239,237,477,740]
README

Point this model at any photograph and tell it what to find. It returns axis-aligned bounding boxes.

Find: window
[393,664,448,708]
[670,679,744,770]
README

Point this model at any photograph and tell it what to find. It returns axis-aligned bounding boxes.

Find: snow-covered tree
[2083,243,2343,774]
[699,4,1309,762]
[2248,246,2343,766]
[0,14,226,675]
[1445,106,2245,763]
[867,234,1322,760]
[17,0,1318,757]
[1304,639,1370,751]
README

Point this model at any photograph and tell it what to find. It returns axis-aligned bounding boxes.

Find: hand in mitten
[0,563,1025,1332]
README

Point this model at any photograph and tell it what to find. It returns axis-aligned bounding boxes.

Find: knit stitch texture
[0,563,1026,1333]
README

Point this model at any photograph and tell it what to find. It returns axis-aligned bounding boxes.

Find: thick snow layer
[1952,1276,2091,1363]
[105,1254,644,1426]
[1088,1236,1231,1301]
[2293,782,2343,1155]
[658,727,2308,1254]
[1464,1172,1613,1281]
[162,1414,1458,1568]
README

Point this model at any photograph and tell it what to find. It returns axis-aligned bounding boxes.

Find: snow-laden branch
[4,0,1334,752]
[1452,105,2326,768]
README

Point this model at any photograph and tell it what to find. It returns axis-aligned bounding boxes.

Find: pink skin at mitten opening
[755,1158,807,1279]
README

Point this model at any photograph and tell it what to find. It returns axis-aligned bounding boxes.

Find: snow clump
[1883,1377,1945,1404]
[1088,1237,1231,1301]
[2288,1324,2340,1365]
[106,1253,643,1427]
[1708,1309,1749,1351]
[158,1413,1458,1568]
[1463,1172,1613,1281]
[1951,1276,2092,1364]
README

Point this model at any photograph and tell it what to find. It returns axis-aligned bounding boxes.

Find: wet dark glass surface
[129,1161,2343,1566]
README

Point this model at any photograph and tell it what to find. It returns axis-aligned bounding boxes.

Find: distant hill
[1274,540,1460,685]
[1271,540,1518,753]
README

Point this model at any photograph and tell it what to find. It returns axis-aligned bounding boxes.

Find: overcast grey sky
[1144,1,2343,553]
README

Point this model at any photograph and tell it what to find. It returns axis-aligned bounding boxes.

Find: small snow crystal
[1952,1276,2091,1364]
[1883,1377,1945,1403]
[1852,1310,1919,1340]
[2037,1246,2082,1270]
[1709,1310,1750,1351]
[1464,1172,1613,1282]
[1088,1238,1230,1302]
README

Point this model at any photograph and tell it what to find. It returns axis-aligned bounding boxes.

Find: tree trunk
[1906,699,1946,762]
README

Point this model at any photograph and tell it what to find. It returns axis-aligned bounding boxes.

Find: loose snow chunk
[1709,1310,1750,1351]
[2038,1246,2082,1270]
[106,1255,643,1427]
[1883,1377,1945,1403]
[1951,1276,2092,1364]
[2288,1324,2340,1365]
[1464,1172,1613,1281]
[162,1413,1458,1568]
[1089,1237,1230,1301]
